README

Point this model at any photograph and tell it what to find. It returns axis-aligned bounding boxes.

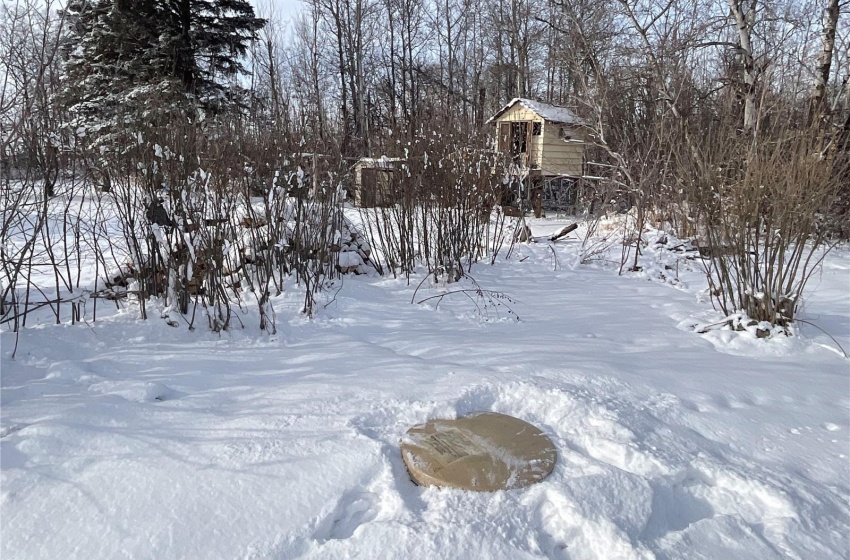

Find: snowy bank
[2,221,848,560]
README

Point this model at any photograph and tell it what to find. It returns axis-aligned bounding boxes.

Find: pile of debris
[335,228,377,275]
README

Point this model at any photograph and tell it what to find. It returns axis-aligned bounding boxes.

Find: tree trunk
[356,0,369,153]
[310,6,325,139]
[810,0,839,125]
[328,0,351,155]
[444,0,454,116]
[385,0,398,133]
[177,0,194,94]
[727,0,757,132]
[265,37,281,128]
[845,49,850,131]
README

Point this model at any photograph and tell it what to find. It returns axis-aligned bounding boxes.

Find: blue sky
[253,0,305,24]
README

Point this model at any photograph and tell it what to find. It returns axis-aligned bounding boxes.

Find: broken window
[511,122,528,154]
[499,123,511,153]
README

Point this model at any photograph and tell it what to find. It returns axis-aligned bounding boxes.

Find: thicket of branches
[1,0,849,337]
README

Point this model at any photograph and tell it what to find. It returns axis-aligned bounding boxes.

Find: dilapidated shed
[351,157,406,207]
[487,98,585,178]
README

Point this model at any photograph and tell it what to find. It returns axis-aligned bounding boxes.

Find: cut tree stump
[401,412,557,492]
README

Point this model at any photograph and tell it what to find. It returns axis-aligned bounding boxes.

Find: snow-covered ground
[2,218,849,559]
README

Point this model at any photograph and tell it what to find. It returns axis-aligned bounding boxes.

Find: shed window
[510,122,528,154]
[532,122,542,136]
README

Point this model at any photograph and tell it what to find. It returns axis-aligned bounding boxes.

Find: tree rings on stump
[401,412,556,492]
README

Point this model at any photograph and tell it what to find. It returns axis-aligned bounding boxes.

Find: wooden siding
[498,103,539,122]
[530,126,544,169]
[539,122,584,176]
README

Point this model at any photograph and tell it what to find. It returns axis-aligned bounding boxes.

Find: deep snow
[2,219,849,560]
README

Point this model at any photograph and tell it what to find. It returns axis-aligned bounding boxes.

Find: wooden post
[311,154,319,199]
[532,176,543,218]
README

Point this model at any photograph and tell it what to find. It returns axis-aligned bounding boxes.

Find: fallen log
[548,223,578,242]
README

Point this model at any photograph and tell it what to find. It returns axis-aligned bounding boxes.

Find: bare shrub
[358,129,506,282]
[1,0,81,341]
[680,127,846,327]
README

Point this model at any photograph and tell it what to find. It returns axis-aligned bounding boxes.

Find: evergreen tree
[61,0,265,146]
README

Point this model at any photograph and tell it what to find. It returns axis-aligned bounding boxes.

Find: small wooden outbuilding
[487,98,585,178]
[351,157,406,207]
[486,98,588,215]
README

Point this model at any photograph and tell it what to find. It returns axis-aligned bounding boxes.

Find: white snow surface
[2,218,849,560]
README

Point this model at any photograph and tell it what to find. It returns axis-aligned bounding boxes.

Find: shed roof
[351,156,406,170]
[487,98,582,125]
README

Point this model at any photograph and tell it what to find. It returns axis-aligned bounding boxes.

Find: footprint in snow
[314,491,380,542]
[535,489,653,560]
[642,468,715,540]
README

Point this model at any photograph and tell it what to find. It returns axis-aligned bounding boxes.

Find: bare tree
[287,3,335,142]
[811,0,840,123]
[726,0,759,131]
